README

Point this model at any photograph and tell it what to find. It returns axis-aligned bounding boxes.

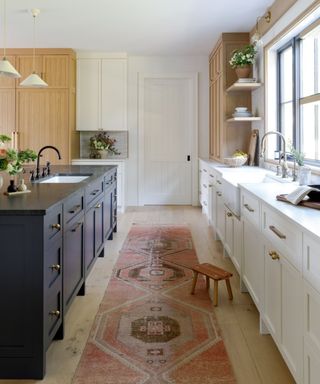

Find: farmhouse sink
[39,173,92,183]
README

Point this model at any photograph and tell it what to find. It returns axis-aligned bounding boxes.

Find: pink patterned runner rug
[73,225,236,384]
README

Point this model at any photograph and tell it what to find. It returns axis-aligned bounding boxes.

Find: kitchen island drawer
[262,203,302,270]
[44,287,62,350]
[44,204,63,249]
[85,177,104,207]
[64,190,84,225]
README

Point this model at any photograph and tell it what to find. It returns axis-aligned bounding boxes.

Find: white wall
[126,56,209,206]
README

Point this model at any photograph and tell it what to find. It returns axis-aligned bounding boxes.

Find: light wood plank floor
[1,206,295,384]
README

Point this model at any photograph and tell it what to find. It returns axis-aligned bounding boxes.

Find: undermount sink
[39,174,91,183]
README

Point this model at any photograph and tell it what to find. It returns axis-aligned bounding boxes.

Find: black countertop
[0,164,116,215]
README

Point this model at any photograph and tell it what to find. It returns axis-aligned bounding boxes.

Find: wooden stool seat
[190,263,233,306]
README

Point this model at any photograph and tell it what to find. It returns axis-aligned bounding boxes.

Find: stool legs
[213,280,219,306]
[190,271,198,295]
[225,278,233,301]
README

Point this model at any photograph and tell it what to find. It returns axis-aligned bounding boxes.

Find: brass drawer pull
[217,180,222,184]
[49,310,60,317]
[269,225,286,239]
[50,264,61,272]
[71,222,82,232]
[51,223,61,230]
[227,212,233,217]
[244,204,254,212]
[217,192,222,197]
[268,250,280,260]
[95,203,102,209]
[69,204,81,214]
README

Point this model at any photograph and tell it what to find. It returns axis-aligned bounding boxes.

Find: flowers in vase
[0,134,37,175]
[89,132,120,158]
[229,44,257,68]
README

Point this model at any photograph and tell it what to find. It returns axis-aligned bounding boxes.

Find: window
[277,20,320,164]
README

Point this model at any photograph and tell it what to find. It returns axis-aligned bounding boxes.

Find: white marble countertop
[239,182,320,239]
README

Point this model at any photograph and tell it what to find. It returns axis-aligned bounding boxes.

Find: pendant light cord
[3,0,7,58]
[32,13,36,73]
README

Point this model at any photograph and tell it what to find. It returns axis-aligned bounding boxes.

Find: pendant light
[20,8,48,88]
[0,0,21,78]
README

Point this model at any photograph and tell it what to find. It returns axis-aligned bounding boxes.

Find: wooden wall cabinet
[0,48,79,165]
[209,33,253,161]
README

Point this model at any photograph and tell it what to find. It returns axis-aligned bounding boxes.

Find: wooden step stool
[190,263,233,306]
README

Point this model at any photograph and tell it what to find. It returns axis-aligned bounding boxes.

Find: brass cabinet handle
[90,189,100,196]
[51,223,61,230]
[244,204,254,212]
[269,225,286,239]
[208,184,213,188]
[50,264,61,272]
[71,222,82,232]
[217,192,222,197]
[227,212,233,217]
[217,180,222,184]
[95,203,102,209]
[49,310,60,317]
[68,204,81,214]
[268,250,280,260]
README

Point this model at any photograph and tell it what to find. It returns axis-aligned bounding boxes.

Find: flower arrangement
[0,134,37,175]
[229,44,257,68]
[290,146,305,166]
[89,132,120,158]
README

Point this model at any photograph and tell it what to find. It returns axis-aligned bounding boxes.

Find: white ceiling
[6,0,274,55]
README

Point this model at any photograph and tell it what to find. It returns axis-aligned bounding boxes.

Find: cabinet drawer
[44,287,62,349]
[262,204,302,269]
[241,190,260,227]
[45,237,62,289]
[85,177,104,207]
[104,170,116,187]
[64,190,84,225]
[44,204,63,248]
[303,233,320,293]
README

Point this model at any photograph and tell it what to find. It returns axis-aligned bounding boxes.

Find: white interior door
[139,74,197,205]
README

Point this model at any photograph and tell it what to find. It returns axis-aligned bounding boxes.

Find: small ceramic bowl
[235,107,248,112]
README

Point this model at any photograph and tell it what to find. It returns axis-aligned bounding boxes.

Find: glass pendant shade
[0,57,21,78]
[19,72,48,88]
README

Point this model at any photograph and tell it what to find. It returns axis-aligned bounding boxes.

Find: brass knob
[49,310,60,317]
[227,212,233,217]
[51,223,61,230]
[95,203,101,209]
[268,251,280,260]
[51,264,61,272]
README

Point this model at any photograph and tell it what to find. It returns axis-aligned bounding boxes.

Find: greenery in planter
[0,134,37,175]
[290,146,305,166]
[229,44,257,68]
[89,132,120,158]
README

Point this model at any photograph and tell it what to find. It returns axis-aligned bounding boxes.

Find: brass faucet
[260,131,288,178]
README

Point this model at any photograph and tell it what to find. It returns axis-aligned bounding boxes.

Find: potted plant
[0,134,37,192]
[290,146,311,185]
[89,132,120,159]
[229,44,257,78]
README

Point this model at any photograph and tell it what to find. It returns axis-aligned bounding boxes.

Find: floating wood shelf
[226,82,262,92]
[227,117,262,122]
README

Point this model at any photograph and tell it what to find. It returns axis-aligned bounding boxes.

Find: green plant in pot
[89,132,120,159]
[0,134,37,192]
[229,44,257,78]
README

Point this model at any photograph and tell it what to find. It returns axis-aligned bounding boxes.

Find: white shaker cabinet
[77,55,127,131]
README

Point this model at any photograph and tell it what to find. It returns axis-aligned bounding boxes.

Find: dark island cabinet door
[104,185,112,239]
[63,214,85,312]
[94,198,104,255]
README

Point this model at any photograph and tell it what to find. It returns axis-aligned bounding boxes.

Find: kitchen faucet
[35,146,61,179]
[260,131,288,178]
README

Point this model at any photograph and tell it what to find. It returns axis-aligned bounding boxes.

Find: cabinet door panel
[76,59,100,130]
[43,55,69,88]
[17,89,69,164]
[63,217,84,310]
[101,59,127,131]
[0,89,15,138]
[94,199,104,254]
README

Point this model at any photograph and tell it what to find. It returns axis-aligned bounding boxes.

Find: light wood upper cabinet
[17,54,69,88]
[0,89,15,140]
[77,57,127,131]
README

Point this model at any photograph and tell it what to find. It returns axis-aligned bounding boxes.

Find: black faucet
[35,146,61,179]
